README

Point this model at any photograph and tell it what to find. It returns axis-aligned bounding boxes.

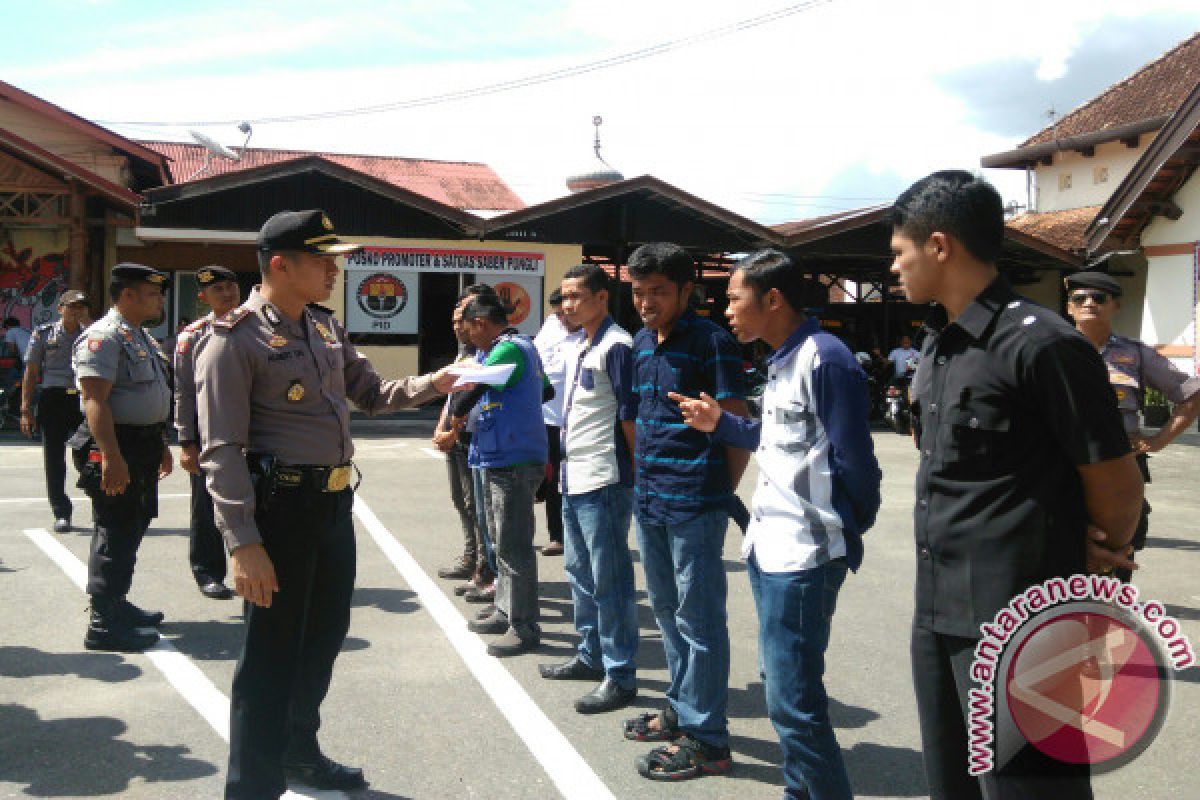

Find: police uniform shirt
[73,309,172,425]
[26,320,85,389]
[910,278,1130,637]
[173,314,215,445]
[1100,334,1200,435]
[196,287,439,551]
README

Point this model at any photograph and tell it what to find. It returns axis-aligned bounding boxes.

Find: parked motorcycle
[884,378,912,435]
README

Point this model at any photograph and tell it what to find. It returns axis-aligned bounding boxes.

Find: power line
[96,0,833,128]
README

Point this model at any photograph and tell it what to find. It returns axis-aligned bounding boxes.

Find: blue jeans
[635,509,730,748]
[748,553,852,800]
[562,484,637,688]
[471,467,496,574]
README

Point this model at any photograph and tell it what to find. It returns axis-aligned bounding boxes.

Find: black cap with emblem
[257,210,363,255]
[1064,270,1122,297]
[197,265,238,287]
[111,263,171,288]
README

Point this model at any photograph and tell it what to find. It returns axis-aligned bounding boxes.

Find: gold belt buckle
[66,388,78,395]
[325,465,352,492]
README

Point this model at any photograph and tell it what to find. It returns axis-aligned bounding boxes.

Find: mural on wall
[0,238,69,329]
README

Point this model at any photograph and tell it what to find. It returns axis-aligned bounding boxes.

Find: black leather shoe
[487,629,539,657]
[539,655,605,681]
[575,677,637,714]
[84,598,159,652]
[120,598,164,627]
[437,557,474,580]
[467,610,508,635]
[283,753,367,790]
[52,518,71,533]
[199,580,235,599]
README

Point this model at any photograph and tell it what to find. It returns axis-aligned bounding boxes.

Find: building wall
[323,236,582,381]
[1139,171,1200,371]
[1034,138,1148,212]
[0,97,131,186]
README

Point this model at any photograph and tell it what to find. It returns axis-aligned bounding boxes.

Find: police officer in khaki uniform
[20,289,91,531]
[73,264,174,652]
[1066,270,1200,581]
[197,210,458,799]
[175,265,241,599]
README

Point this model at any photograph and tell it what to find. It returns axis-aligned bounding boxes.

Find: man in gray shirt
[20,289,91,531]
[73,264,174,653]
[197,210,456,799]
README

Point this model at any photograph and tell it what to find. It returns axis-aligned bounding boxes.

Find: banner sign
[344,247,545,276]
[344,270,420,334]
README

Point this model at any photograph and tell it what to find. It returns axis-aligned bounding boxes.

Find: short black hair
[627,242,695,287]
[562,263,611,295]
[889,170,1005,264]
[2,316,18,328]
[459,283,497,302]
[548,288,563,307]
[462,292,509,325]
[108,279,135,301]
[733,249,826,313]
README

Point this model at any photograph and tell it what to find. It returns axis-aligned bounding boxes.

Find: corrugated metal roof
[138,140,524,212]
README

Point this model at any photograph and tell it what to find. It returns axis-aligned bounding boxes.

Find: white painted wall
[1033,138,1148,212]
[1139,172,1199,372]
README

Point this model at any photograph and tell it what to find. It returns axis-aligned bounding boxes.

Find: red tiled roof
[1005,206,1100,254]
[1021,32,1200,147]
[138,141,524,212]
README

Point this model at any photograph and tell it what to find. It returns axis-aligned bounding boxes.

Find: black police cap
[197,265,238,287]
[1064,270,1122,297]
[112,263,170,288]
[257,210,363,255]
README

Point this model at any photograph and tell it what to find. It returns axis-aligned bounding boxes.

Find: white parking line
[0,492,189,505]
[420,447,444,460]
[352,496,617,800]
[21,527,344,800]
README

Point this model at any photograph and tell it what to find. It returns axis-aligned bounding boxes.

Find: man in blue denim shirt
[674,250,882,800]
[620,243,750,781]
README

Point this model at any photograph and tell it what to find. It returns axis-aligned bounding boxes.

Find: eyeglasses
[1068,291,1111,306]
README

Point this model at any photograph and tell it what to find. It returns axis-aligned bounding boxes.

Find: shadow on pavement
[145,526,189,538]
[161,619,245,662]
[726,733,927,797]
[0,703,218,796]
[1163,603,1200,621]
[1144,536,1200,552]
[353,587,419,615]
[0,645,143,683]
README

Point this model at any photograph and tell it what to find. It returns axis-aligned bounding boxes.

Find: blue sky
[6,1,1200,221]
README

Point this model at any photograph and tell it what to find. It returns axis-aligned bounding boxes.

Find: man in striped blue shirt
[620,243,749,782]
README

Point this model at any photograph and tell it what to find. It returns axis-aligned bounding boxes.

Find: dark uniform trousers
[544,424,564,544]
[38,388,84,520]
[189,470,227,584]
[912,626,1093,800]
[226,485,355,800]
[85,425,163,598]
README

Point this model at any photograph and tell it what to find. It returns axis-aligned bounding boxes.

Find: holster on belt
[247,453,278,511]
[67,421,102,491]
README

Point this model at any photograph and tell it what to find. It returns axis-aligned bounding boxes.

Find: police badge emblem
[287,379,305,402]
[268,335,288,348]
[314,322,334,343]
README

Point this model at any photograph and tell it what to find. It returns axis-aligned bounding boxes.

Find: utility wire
[96,0,832,127]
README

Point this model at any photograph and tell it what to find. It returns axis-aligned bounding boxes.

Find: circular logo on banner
[356,273,408,319]
[494,281,531,326]
[1004,606,1170,771]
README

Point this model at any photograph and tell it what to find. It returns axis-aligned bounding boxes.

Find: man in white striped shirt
[672,249,881,800]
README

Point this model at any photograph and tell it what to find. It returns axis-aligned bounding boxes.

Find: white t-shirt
[534,314,585,427]
[5,327,32,361]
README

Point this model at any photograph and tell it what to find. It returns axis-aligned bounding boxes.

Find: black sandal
[623,707,680,742]
[636,735,733,781]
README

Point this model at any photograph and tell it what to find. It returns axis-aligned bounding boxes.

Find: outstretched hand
[667,391,722,433]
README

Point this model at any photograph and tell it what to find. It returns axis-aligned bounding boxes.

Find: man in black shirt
[889,171,1144,799]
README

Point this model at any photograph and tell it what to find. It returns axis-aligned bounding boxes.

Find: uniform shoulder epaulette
[212,306,253,331]
[306,302,335,315]
[183,318,209,333]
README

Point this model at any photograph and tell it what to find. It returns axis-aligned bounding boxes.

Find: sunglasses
[1068,291,1111,306]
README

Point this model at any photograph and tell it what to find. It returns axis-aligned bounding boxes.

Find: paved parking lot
[1,426,1196,799]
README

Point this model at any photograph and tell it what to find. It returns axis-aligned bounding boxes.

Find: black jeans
[189,470,227,584]
[85,426,162,599]
[225,486,356,800]
[446,439,479,566]
[544,425,563,543]
[37,388,83,520]
[911,625,1093,800]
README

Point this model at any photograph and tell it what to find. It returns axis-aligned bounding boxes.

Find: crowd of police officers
[13,188,1200,798]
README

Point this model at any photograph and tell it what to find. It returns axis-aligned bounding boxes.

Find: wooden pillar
[67,181,87,290]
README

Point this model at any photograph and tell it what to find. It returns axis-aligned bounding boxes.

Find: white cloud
[14,0,1200,224]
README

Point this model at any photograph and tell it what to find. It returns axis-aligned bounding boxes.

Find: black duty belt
[275,463,355,493]
[41,386,79,396]
[114,423,166,438]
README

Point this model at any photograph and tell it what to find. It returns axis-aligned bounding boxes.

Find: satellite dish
[189,129,240,162]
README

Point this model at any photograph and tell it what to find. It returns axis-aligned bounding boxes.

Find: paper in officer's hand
[449,362,515,389]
